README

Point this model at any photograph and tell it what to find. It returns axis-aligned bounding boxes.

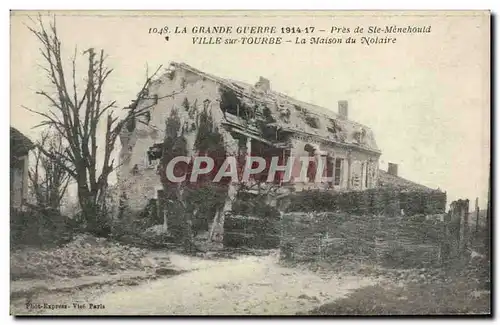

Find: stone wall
[280,212,447,268]
[223,215,280,249]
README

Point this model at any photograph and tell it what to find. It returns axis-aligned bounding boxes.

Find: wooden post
[449,201,461,258]
[347,150,352,190]
[245,136,252,184]
[475,197,480,236]
[456,199,470,256]
[485,173,491,262]
[463,199,470,253]
[485,174,491,290]
[442,210,451,265]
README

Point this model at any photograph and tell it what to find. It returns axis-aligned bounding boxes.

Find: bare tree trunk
[27,16,166,236]
[78,188,97,232]
[483,172,491,289]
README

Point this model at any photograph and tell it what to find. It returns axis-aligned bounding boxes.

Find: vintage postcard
[10,10,491,316]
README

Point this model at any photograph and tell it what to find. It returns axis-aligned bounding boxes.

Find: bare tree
[25,16,173,234]
[28,129,71,210]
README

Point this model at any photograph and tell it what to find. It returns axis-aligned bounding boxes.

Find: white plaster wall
[117,66,234,211]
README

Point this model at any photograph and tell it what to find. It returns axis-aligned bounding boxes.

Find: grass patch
[305,278,490,315]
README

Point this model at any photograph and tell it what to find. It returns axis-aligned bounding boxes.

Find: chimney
[388,163,398,177]
[338,100,348,119]
[255,77,271,92]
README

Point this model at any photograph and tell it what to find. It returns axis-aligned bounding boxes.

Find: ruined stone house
[117,62,382,217]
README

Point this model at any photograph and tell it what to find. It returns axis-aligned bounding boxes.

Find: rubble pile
[11,234,150,280]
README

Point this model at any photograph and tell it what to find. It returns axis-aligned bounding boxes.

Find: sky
[10,11,491,209]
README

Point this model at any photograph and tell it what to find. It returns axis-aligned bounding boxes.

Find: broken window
[278,104,291,123]
[327,119,342,135]
[145,150,160,169]
[166,64,176,80]
[262,106,276,123]
[304,115,320,129]
[334,158,342,186]
[146,143,163,169]
[354,127,367,144]
[299,108,319,129]
[219,87,253,120]
[147,143,163,165]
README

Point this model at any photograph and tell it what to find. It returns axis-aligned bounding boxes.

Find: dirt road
[14,252,378,315]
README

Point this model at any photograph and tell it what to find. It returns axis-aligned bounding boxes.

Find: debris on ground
[113,227,177,249]
[10,233,157,280]
[143,225,169,236]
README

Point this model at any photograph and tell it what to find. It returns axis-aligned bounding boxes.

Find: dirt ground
[11,251,378,316]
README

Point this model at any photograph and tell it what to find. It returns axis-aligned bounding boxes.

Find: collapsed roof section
[167,62,381,155]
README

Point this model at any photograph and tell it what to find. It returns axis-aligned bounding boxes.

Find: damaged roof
[169,62,380,154]
[10,127,34,157]
[378,169,437,192]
